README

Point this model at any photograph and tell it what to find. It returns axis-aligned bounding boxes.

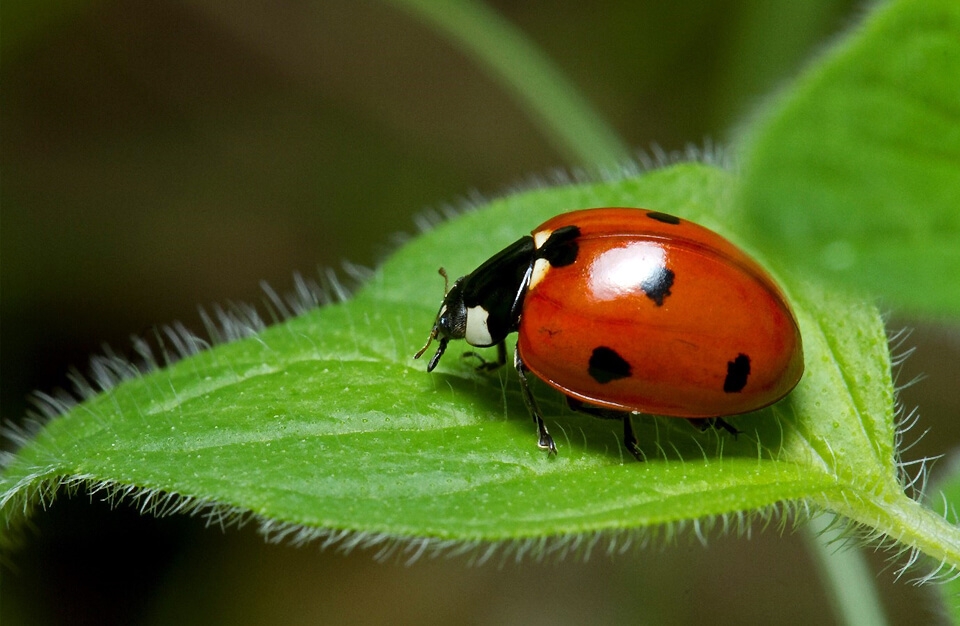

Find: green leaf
[738,0,960,317]
[3,162,958,572]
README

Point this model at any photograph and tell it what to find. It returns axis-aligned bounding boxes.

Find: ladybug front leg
[463,341,507,372]
[513,345,557,455]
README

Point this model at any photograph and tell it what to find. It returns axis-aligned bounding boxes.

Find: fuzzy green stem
[384,0,632,169]
[820,488,960,578]
[805,513,889,626]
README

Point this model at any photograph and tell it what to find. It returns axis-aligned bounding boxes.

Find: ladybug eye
[437,302,467,340]
[431,280,468,341]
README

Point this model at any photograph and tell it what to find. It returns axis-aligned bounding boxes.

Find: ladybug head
[414,270,467,372]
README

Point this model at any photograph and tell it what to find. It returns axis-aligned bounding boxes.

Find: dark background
[3,1,959,624]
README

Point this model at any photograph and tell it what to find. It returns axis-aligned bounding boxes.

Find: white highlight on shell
[589,243,666,300]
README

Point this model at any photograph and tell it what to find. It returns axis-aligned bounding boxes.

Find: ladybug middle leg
[688,417,741,438]
[566,398,642,461]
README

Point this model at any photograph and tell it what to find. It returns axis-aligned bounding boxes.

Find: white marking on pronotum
[530,229,553,290]
[533,229,552,249]
[465,306,493,346]
[530,258,550,290]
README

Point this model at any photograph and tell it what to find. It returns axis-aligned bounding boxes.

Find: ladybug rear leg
[463,341,508,372]
[566,398,642,461]
[513,345,557,455]
[689,417,740,438]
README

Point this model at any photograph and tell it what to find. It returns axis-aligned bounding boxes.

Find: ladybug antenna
[438,267,450,293]
[413,267,450,360]
[414,327,437,361]
[414,268,452,368]
[414,331,448,372]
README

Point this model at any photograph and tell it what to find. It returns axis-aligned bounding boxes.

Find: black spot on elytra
[539,225,581,267]
[588,346,632,384]
[640,265,675,306]
[723,353,751,393]
[646,211,681,225]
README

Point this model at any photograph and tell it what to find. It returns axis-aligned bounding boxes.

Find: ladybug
[415,207,803,459]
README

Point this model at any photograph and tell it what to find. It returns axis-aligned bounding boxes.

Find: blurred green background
[3,1,959,624]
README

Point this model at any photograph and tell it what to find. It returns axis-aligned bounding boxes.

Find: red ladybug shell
[516,208,803,417]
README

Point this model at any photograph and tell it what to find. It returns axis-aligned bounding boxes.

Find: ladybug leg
[689,417,740,439]
[566,398,642,461]
[513,345,557,455]
[462,341,508,372]
[621,414,641,461]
